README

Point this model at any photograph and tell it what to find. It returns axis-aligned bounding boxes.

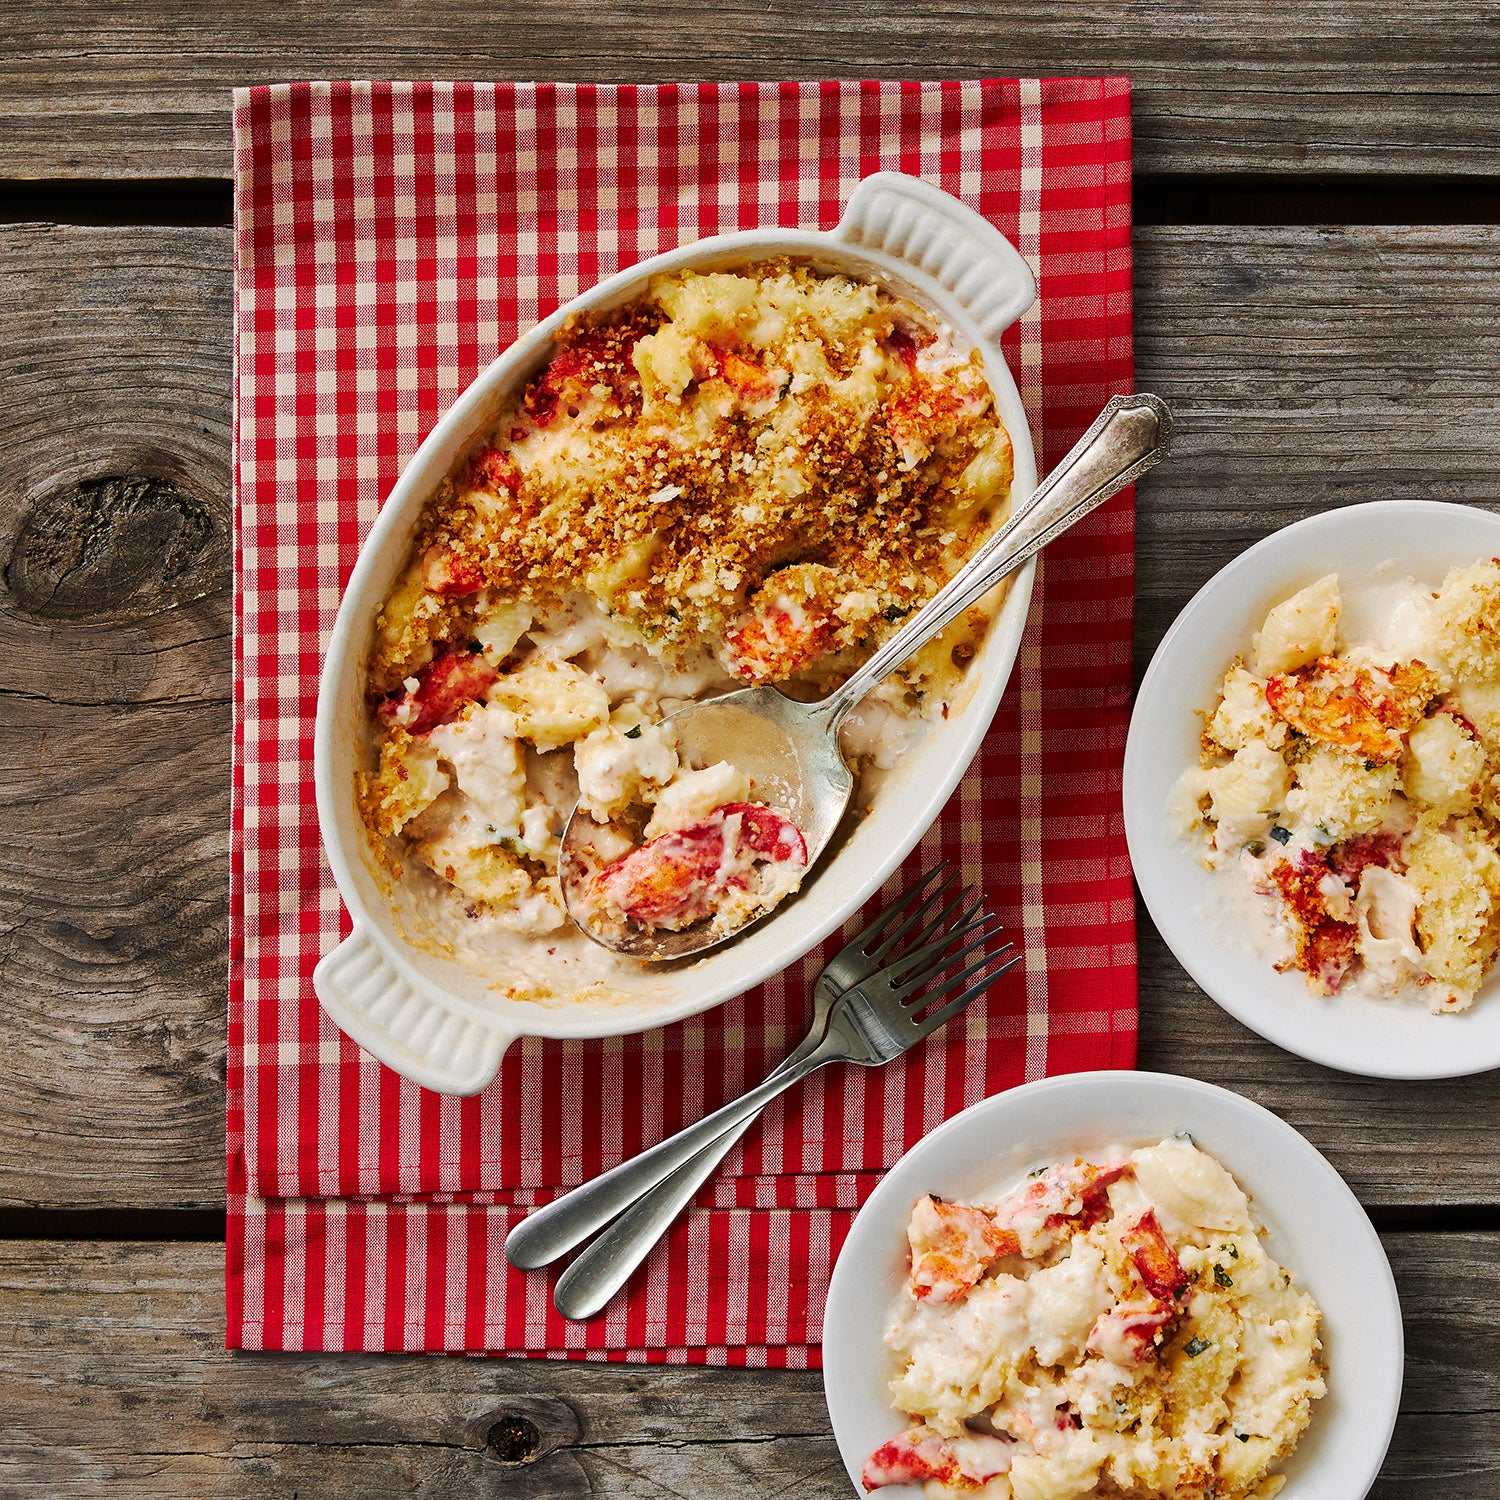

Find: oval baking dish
[313,171,1039,1095]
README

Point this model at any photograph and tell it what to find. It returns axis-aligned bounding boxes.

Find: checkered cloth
[227,78,1135,1360]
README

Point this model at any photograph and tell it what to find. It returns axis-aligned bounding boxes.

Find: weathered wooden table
[3,7,1499,1494]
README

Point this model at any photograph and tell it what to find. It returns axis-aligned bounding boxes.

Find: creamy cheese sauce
[376,593,934,994]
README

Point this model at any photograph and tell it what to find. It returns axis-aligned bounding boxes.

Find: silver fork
[550,878,1016,1319]
[503,869,1018,1319]
[503,866,975,1275]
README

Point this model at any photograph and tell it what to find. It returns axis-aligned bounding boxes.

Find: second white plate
[1126,499,1500,1078]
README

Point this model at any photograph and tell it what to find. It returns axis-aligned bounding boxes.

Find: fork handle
[552,1112,765,1320]
[503,1049,824,1271]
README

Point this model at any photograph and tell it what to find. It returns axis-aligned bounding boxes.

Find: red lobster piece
[705,343,776,401]
[468,444,523,497]
[421,545,486,597]
[593,803,807,931]
[907,1195,1021,1303]
[1268,848,1357,994]
[1119,1208,1189,1303]
[862,1427,1011,1493]
[376,647,498,736]
[1085,1209,1190,1366]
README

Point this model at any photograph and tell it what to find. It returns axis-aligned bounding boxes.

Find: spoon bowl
[557,686,854,960]
[561,392,1174,960]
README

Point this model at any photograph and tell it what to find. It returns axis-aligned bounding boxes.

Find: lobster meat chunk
[1327,829,1406,885]
[988,1159,1131,1257]
[1120,1208,1189,1304]
[1268,848,1358,995]
[467,444,524,497]
[862,1427,1011,1493]
[421,544,486,596]
[705,343,778,402]
[1086,1303,1178,1366]
[1265,655,1436,763]
[592,802,807,933]
[724,563,842,684]
[377,648,498,736]
[522,316,648,426]
[907,1195,1020,1303]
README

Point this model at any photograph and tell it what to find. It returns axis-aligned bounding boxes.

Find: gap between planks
[3,1202,1500,1242]
[5,174,1500,229]
[5,0,1500,180]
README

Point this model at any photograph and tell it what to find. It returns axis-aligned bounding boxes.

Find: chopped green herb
[1269,825,1292,845]
[1245,840,1266,857]
[777,375,793,401]
[884,604,908,623]
[1183,1337,1212,1358]
[1174,1130,1195,1144]
[1213,1265,1233,1287]
[1227,1243,1239,1259]
[1236,1431,1251,1443]
[624,725,643,740]
[1363,758,1378,771]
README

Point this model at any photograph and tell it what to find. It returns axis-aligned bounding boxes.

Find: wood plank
[3,1,1500,181]
[0,1236,1495,1496]
[1135,224,1500,653]
[7,223,1500,1209]
[0,224,231,1209]
[1132,224,1500,1200]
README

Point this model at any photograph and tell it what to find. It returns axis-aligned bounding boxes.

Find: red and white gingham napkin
[227,78,1135,1361]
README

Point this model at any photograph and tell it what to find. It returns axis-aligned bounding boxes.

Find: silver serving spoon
[559,392,1174,960]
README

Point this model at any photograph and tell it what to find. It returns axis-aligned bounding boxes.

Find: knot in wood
[485,1412,544,1465]
[6,473,225,622]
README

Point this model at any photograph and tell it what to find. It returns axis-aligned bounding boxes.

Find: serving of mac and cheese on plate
[1126,499,1500,1078]
[1173,560,1500,1013]
[863,1137,1325,1500]
[823,1073,1402,1500]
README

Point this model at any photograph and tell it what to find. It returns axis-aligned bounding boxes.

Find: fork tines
[850,865,1019,1040]
[904,922,1018,1039]
[844,864,962,963]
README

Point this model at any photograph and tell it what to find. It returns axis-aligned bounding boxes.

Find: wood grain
[0,224,231,1209]
[6,222,1500,1209]
[0,1236,1494,1496]
[3,1,1500,181]
[1135,224,1500,661]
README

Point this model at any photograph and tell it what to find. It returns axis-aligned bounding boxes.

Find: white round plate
[1126,498,1500,1079]
[822,1070,1403,1500]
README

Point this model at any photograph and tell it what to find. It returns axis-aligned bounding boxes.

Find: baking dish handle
[313,924,516,1096]
[834,172,1037,343]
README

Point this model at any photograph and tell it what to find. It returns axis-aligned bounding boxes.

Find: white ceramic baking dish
[312,171,1039,1095]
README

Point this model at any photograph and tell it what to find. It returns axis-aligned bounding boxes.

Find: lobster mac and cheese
[356,259,1016,996]
[1173,561,1500,1012]
[864,1139,1325,1500]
